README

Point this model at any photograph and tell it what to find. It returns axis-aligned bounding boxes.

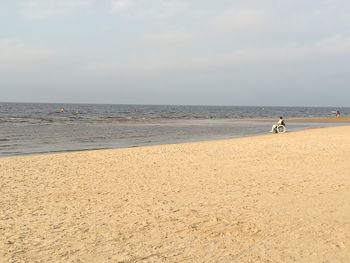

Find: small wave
[0,117,28,123]
[117,111,132,114]
[38,117,54,122]
[102,116,149,122]
[0,144,21,148]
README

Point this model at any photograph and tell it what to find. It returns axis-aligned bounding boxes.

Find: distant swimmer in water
[73,111,80,117]
[59,108,65,113]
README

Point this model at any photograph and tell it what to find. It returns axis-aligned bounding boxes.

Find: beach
[1,126,350,262]
[288,116,350,123]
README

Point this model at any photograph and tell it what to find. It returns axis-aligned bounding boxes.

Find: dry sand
[1,126,350,263]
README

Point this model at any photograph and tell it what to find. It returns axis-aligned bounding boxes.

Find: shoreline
[0,121,350,160]
[2,125,350,262]
[1,120,349,158]
[287,116,350,123]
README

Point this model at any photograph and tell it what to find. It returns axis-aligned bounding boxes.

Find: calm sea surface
[1,103,349,156]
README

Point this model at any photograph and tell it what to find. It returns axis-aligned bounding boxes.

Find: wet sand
[288,116,350,123]
[1,126,350,262]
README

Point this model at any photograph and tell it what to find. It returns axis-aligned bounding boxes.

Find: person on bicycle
[270,116,285,133]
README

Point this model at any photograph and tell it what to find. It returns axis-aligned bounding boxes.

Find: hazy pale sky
[1,0,350,106]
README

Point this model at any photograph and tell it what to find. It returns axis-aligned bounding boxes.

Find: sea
[1,102,349,157]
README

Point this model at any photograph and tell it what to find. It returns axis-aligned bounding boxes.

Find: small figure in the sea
[59,108,65,113]
[270,116,286,133]
[73,111,80,118]
[336,110,340,118]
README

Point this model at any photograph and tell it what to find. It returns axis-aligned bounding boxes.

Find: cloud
[203,35,350,68]
[110,0,188,19]
[211,8,267,33]
[111,0,132,11]
[20,0,94,19]
[314,35,350,54]
[82,34,350,77]
[138,30,192,48]
[0,39,54,64]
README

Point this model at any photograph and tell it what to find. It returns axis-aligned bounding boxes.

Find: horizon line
[0,100,348,109]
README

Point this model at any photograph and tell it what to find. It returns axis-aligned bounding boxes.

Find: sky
[1,0,350,106]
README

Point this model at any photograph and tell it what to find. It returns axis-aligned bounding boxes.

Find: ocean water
[0,103,349,156]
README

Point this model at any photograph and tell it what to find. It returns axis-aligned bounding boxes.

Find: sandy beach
[288,116,350,123]
[1,126,350,262]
